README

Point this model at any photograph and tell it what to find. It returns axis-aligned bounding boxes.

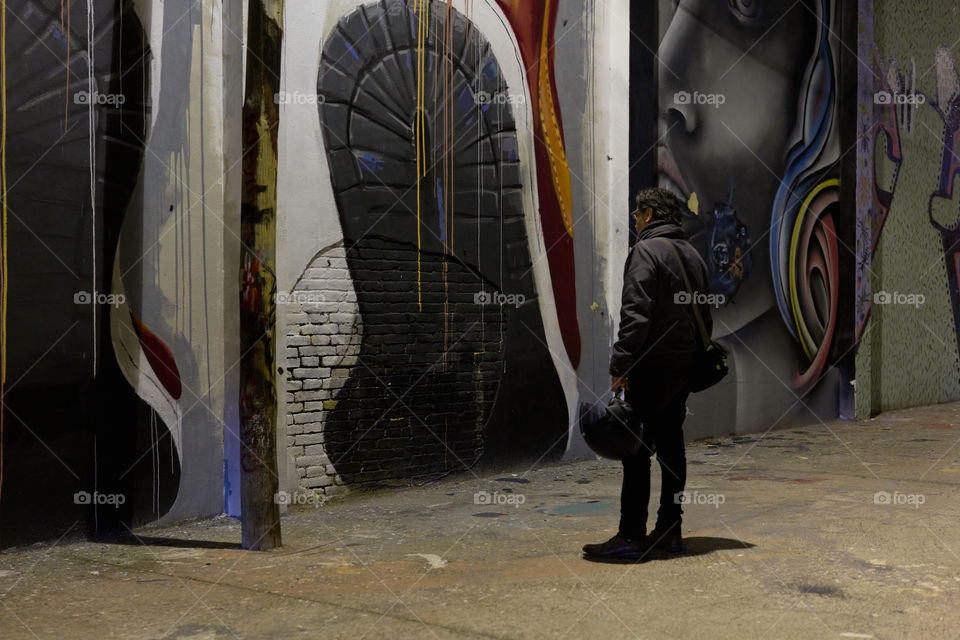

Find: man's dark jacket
[610,220,713,407]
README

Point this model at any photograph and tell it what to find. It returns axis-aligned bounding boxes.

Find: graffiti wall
[0,0,636,536]
[855,0,960,415]
[0,0,237,545]
[656,0,852,437]
[9,0,912,534]
[274,0,633,497]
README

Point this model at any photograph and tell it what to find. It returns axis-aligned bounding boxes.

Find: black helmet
[580,394,643,460]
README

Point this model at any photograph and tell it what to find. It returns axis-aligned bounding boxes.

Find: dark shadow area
[582,537,756,564]
[0,0,177,549]
[112,535,241,550]
[324,241,503,484]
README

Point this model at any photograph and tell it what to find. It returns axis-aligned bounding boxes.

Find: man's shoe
[582,534,650,559]
[647,527,683,553]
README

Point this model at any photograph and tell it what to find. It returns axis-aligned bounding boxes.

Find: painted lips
[657,145,690,201]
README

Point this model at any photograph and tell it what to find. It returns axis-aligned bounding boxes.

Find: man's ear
[643,207,654,223]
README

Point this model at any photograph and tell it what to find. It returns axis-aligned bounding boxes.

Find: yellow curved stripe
[788,178,839,360]
[537,0,574,238]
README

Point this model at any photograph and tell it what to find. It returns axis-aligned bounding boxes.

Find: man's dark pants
[617,388,689,540]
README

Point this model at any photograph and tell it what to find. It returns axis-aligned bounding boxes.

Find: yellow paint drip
[63,0,70,130]
[415,0,424,311]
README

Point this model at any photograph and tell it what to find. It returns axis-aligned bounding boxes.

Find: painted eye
[728,0,762,24]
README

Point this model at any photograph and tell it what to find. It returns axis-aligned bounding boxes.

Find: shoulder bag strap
[660,238,711,350]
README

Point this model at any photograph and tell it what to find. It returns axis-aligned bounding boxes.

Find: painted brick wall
[283,243,360,495]
[283,239,507,496]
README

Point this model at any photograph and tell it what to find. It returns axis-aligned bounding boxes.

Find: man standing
[583,188,713,560]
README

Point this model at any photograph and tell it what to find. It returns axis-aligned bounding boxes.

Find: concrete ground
[2,403,960,640]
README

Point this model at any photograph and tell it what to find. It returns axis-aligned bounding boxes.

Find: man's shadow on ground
[582,537,755,564]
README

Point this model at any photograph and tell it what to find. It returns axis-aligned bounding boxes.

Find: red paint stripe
[496,0,581,368]
[129,310,182,400]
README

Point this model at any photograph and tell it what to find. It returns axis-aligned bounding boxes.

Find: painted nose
[663,90,697,134]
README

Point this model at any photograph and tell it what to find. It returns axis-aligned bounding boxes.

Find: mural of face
[658,0,817,331]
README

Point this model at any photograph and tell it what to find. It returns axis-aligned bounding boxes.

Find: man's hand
[611,376,629,393]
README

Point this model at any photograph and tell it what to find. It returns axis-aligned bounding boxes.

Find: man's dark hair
[634,187,686,226]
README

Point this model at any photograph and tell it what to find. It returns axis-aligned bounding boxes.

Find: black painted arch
[315,0,568,481]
